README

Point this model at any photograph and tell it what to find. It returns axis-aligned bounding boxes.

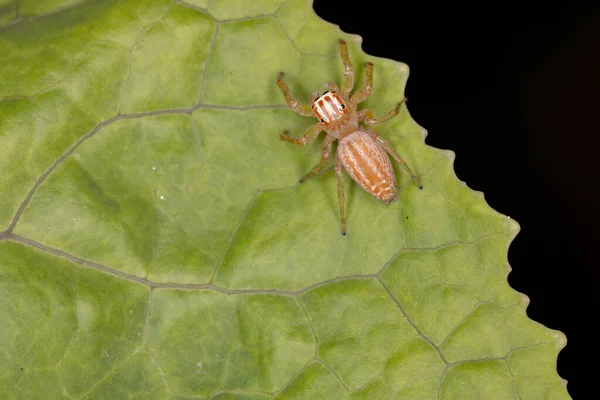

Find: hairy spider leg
[334,154,347,235]
[364,128,423,189]
[358,97,408,126]
[351,62,373,105]
[338,39,355,96]
[299,136,335,183]
[280,123,324,145]
[277,72,313,117]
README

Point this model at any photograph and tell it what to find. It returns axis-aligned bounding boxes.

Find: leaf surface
[0,0,569,398]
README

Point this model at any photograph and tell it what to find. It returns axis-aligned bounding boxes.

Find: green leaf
[0,0,569,398]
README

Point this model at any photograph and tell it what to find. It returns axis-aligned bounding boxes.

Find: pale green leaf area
[0,0,569,398]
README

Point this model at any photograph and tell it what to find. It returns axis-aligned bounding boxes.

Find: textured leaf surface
[0,0,569,398]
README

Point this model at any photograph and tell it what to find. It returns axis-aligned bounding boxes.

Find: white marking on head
[313,91,346,125]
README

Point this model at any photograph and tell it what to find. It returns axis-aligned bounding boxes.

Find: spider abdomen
[338,130,396,203]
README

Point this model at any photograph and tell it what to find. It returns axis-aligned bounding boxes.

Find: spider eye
[341,104,346,109]
[320,118,325,123]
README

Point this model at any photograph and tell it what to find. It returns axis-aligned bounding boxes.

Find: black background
[313,0,599,398]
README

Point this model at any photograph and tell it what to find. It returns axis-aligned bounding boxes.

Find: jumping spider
[277,39,423,235]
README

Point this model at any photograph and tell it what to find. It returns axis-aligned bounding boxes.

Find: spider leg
[299,136,334,183]
[334,154,347,235]
[358,97,408,126]
[364,128,423,189]
[339,39,355,96]
[277,72,314,117]
[350,62,373,104]
[325,82,340,93]
[281,122,323,145]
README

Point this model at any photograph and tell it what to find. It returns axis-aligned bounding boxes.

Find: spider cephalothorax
[312,91,348,125]
[277,39,423,235]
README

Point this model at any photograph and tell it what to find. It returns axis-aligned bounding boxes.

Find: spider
[276,39,423,235]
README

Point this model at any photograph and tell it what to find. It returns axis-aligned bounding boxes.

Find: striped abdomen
[337,130,396,203]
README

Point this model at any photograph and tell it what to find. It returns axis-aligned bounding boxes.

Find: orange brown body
[338,130,396,204]
[277,39,423,235]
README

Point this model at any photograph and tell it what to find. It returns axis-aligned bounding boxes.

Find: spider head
[312,90,348,127]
